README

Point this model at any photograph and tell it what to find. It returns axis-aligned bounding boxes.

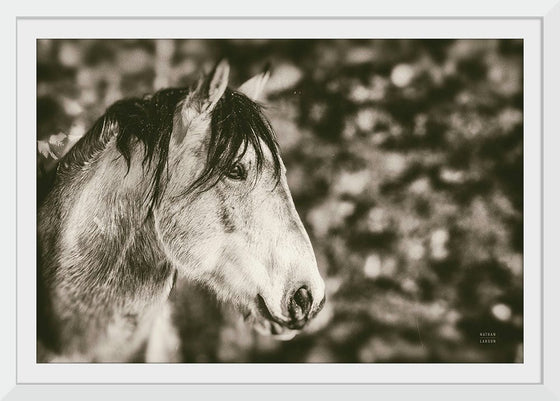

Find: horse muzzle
[286,286,326,329]
[256,287,326,334]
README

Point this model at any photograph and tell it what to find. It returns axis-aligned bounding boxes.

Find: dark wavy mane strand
[60,86,281,211]
[188,88,282,193]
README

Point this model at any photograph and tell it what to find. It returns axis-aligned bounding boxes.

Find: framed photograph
[3,0,560,399]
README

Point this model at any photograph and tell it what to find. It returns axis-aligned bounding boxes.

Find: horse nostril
[289,286,313,322]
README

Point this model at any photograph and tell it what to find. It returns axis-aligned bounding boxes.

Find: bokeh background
[37,39,523,363]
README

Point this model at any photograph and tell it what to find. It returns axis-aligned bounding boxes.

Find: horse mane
[189,88,282,193]
[58,86,281,210]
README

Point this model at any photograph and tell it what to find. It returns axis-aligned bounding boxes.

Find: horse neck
[40,143,174,313]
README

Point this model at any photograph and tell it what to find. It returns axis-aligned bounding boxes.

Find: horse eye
[225,163,247,181]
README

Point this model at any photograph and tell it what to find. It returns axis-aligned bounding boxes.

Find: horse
[37,61,326,362]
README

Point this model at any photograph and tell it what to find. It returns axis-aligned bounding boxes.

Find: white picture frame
[3,0,559,398]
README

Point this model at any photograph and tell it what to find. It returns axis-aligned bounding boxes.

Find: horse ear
[185,60,230,116]
[237,67,270,101]
[177,61,229,143]
[202,59,230,112]
[206,60,230,109]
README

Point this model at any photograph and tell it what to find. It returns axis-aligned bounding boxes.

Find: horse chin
[241,310,299,341]
[238,295,300,341]
[253,319,299,341]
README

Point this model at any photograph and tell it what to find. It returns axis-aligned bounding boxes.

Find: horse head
[153,61,326,340]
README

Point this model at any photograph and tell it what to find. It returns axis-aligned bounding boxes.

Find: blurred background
[37,39,523,363]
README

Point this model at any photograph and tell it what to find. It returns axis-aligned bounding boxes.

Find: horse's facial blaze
[218,147,326,339]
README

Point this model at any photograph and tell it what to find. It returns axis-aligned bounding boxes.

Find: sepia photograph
[36,38,524,364]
